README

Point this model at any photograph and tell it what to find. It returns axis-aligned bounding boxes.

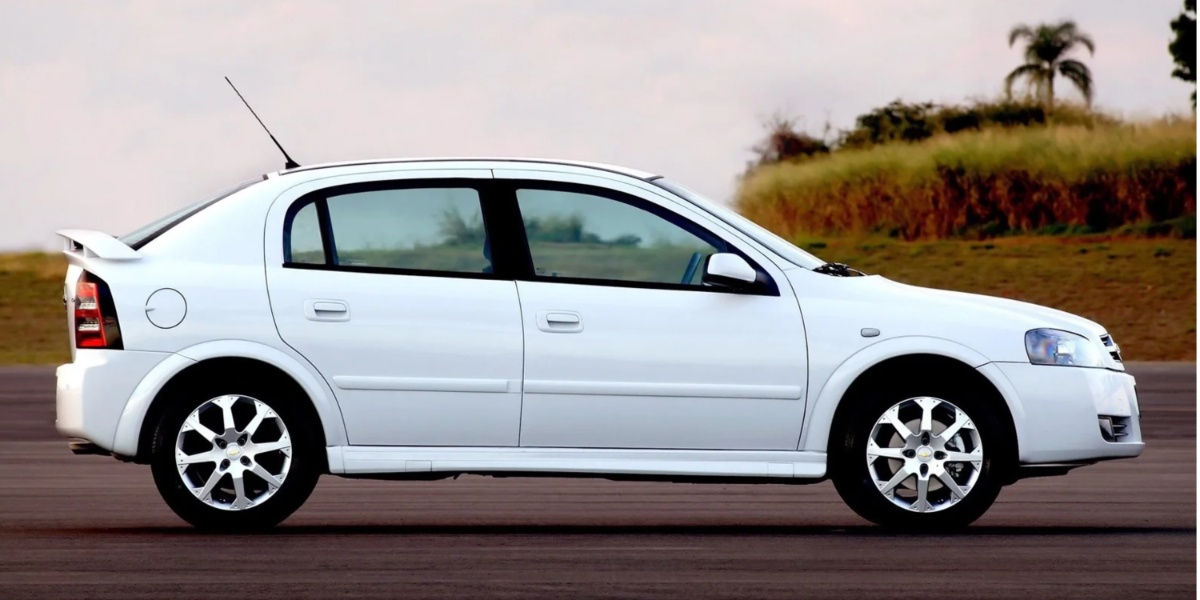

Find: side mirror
[702,253,758,290]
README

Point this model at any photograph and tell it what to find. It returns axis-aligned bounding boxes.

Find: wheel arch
[112,340,347,461]
[801,337,1022,475]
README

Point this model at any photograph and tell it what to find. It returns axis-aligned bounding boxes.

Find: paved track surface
[0,364,1193,599]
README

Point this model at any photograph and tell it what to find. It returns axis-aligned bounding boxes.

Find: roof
[273,157,659,181]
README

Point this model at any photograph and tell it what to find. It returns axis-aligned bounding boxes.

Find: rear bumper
[981,362,1145,465]
[56,350,172,452]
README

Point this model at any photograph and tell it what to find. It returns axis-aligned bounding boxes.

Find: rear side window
[285,186,493,275]
[120,179,260,250]
[286,203,325,264]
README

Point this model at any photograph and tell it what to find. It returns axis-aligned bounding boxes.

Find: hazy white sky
[2,0,1193,250]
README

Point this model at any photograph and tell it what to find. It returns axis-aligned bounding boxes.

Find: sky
[1,0,1193,251]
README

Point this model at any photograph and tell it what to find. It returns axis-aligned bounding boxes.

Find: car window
[515,188,722,285]
[308,187,492,274]
[287,202,325,264]
[651,178,824,269]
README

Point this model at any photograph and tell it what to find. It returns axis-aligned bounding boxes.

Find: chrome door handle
[305,299,350,322]
[537,310,583,333]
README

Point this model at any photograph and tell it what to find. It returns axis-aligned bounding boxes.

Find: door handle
[305,299,350,322]
[313,301,347,313]
[537,310,583,333]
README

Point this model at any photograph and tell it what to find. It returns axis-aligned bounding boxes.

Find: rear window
[120,178,261,249]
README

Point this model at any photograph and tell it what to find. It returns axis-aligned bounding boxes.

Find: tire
[149,379,322,531]
[830,380,1009,530]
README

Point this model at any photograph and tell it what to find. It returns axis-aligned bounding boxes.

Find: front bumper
[981,362,1145,464]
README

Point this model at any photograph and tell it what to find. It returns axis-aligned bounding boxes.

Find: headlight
[1024,329,1105,367]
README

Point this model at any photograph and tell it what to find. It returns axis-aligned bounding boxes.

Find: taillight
[75,273,123,350]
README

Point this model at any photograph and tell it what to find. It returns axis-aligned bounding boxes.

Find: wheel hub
[175,395,292,511]
[866,396,984,514]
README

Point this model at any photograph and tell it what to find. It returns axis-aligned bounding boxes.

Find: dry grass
[738,119,1197,239]
[0,253,70,364]
[0,239,1193,363]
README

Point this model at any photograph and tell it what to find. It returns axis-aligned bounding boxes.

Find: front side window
[651,178,824,270]
[515,188,723,286]
[286,186,493,275]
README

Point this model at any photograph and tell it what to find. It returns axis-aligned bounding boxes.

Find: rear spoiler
[56,229,141,261]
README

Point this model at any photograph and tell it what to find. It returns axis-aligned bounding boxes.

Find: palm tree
[1006,20,1095,109]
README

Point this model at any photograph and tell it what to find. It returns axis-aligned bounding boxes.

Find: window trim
[281,179,515,280]
[279,177,779,296]
[500,180,779,296]
[280,261,508,281]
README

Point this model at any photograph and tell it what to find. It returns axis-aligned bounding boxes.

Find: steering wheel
[681,251,704,285]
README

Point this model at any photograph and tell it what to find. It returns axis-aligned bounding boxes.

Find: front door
[500,172,809,450]
[266,171,525,446]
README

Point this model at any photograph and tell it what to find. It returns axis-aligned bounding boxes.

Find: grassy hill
[737,118,1196,240]
[2,238,1193,363]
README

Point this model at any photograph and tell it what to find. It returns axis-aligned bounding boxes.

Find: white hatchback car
[56,158,1143,530]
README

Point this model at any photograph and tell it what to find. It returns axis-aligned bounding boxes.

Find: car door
[497,170,809,450]
[265,170,525,446]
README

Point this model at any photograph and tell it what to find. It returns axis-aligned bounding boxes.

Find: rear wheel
[149,385,321,531]
[831,385,1008,529]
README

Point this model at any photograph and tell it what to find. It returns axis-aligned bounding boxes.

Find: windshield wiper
[813,262,866,277]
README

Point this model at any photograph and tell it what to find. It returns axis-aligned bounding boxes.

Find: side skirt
[326,446,827,482]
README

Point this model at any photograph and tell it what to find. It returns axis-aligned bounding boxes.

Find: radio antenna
[224,77,300,170]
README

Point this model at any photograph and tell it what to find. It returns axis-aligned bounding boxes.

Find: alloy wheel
[866,396,983,513]
[174,395,293,511]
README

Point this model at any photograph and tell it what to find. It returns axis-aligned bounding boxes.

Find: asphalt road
[0,364,1193,599]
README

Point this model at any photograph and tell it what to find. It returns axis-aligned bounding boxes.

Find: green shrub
[834,99,1110,151]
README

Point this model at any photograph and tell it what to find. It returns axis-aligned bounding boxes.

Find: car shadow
[42,523,1198,538]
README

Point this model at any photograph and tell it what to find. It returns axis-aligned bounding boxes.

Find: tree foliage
[1170,0,1196,107]
[842,101,939,148]
[750,98,1106,168]
[438,208,488,246]
[1005,20,1095,108]
[749,114,830,167]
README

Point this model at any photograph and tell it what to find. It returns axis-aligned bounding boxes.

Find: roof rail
[275,157,657,181]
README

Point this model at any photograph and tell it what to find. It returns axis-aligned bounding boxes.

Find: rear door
[265,170,525,446]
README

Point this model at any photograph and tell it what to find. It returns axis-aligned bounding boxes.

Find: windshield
[650,178,824,269]
[120,178,261,249]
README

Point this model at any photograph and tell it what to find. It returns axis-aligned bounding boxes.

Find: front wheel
[831,390,1007,529]
[149,387,321,531]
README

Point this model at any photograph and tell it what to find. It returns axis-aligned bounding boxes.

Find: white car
[55,157,1143,531]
